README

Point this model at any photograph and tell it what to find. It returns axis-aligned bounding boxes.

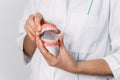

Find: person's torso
[27,0,114,80]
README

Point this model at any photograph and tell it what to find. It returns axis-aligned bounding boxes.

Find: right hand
[24,13,44,41]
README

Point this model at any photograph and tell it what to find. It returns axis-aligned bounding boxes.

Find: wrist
[74,62,83,74]
[70,61,81,73]
[23,35,37,56]
[26,34,36,44]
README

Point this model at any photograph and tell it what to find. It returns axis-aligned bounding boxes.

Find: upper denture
[40,23,61,46]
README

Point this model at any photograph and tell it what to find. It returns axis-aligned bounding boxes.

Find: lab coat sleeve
[17,0,39,65]
[103,0,120,79]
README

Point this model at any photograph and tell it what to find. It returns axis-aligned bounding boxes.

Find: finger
[28,15,36,27]
[34,16,40,26]
[28,31,35,40]
[34,15,42,31]
[24,24,35,40]
[24,23,28,32]
[27,24,36,36]
[34,17,41,36]
[36,36,48,54]
[28,15,39,36]
[29,14,39,34]
[27,20,36,34]
[36,37,59,66]
[36,36,43,46]
[36,36,56,61]
[59,35,65,48]
[37,37,53,53]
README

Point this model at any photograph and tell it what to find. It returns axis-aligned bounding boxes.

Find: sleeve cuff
[103,53,120,79]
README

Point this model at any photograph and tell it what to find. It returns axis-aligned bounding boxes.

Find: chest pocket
[67,13,105,51]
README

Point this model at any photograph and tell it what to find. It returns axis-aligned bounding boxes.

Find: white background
[0,0,27,80]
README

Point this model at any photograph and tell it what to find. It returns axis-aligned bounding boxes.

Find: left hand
[36,35,78,73]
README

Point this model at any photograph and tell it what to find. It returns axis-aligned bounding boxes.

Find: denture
[40,24,61,46]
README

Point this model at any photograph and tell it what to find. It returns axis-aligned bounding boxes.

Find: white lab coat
[17,0,120,80]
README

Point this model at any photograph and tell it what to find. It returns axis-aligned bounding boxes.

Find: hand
[36,35,78,73]
[24,13,44,41]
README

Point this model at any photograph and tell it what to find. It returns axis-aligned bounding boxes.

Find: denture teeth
[41,38,58,43]
[40,26,58,35]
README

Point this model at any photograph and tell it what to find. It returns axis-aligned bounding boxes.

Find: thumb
[59,35,64,48]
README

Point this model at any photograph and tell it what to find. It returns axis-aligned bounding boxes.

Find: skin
[36,35,113,76]
[23,13,45,57]
[24,12,113,76]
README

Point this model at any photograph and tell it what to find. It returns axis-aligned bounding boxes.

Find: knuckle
[35,13,42,19]
[29,15,34,22]
[28,19,35,27]
[28,21,34,28]
[27,19,31,25]
[36,12,40,16]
